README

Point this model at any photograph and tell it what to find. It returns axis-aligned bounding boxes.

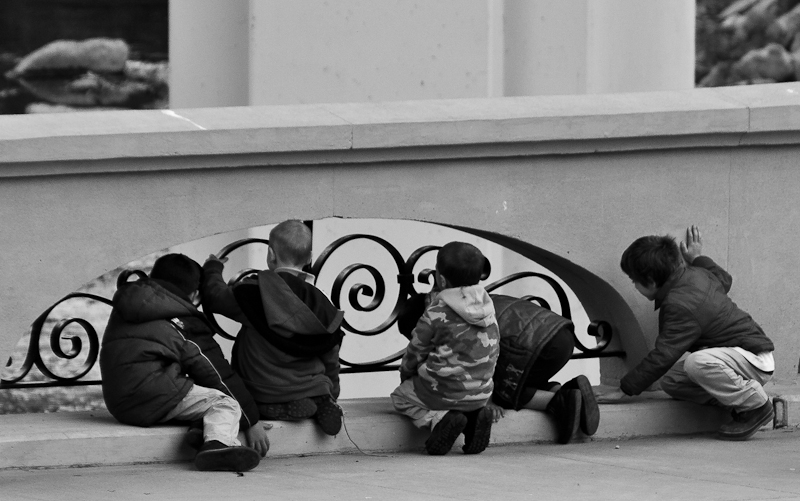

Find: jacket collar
[274,267,316,285]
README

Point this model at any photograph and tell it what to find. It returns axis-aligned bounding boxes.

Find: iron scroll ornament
[0,269,149,388]
[1,292,109,388]
[3,233,620,388]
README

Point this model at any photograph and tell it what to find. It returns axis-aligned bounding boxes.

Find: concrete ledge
[4,83,800,169]
[0,394,740,470]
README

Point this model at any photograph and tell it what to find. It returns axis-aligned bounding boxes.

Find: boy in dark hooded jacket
[202,220,345,436]
[100,254,268,472]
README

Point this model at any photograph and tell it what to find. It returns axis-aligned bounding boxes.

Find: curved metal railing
[2,233,622,387]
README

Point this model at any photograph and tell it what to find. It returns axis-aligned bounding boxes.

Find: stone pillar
[170,0,694,105]
[169,0,249,108]
[503,0,695,96]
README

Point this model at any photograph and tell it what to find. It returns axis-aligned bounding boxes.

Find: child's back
[400,285,499,411]
[202,220,345,436]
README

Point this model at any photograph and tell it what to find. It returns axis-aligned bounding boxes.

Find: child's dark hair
[150,253,203,296]
[436,241,486,287]
[620,235,682,288]
[269,220,312,267]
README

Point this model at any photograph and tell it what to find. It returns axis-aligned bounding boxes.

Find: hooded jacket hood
[111,279,200,324]
[436,285,496,328]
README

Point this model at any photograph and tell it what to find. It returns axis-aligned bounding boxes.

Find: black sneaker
[561,375,600,436]
[312,395,343,436]
[425,411,468,455]
[194,440,261,472]
[717,401,774,441]
[462,407,493,455]
[546,387,582,444]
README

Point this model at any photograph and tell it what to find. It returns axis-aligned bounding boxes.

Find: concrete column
[169,0,250,108]
[585,0,695,93]
[246,0,490,105]
[503,0,695,96]
[170,0,693,104]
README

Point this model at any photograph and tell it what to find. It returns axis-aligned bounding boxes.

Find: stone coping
[2,83,800,171]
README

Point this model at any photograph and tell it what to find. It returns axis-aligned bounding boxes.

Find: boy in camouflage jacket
[391,242,500,455]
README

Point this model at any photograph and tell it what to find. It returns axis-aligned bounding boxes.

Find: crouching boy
[391,242,500,455]
[100,254,266,471]
[605,226,775,441]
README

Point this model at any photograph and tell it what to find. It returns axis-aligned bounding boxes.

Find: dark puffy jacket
[621,256,775,396]
[490,294,574,410]
[100,279,259,429]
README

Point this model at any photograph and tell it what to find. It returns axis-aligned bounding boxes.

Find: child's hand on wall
[680,225,703,264]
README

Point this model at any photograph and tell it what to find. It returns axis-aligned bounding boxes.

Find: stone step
[0,394,739,470]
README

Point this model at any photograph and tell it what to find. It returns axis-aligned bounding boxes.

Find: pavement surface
[2,428,799,501]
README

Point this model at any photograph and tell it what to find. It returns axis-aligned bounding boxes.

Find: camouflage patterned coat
[399,286,500,412]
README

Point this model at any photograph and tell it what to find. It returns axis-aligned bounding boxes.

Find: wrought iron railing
[1,234,622,389]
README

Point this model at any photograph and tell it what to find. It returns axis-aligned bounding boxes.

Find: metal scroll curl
[1,292,111,388]
[310,236,440,373]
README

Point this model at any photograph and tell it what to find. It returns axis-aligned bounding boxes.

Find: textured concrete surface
[1,429,798,501]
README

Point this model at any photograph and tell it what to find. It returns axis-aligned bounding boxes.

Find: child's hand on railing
[205,254,228,265]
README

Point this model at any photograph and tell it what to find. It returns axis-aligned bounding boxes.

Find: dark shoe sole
[313,397,343,436]
[426,411,468,455]
[549,389,581,445]
[261,398,317,421]
[462,407,492,455]
[195,446,261,472]
[717,405,774,441]
[572,375,600,436]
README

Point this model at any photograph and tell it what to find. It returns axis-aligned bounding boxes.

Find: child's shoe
[312,395,343,436]
[546,387,581,444]
[462,406,493,454]
[561,375,600,436]
[425,411,468,455]
[717,400,774,441]
[261,398,317,421]
[194,440,261,472]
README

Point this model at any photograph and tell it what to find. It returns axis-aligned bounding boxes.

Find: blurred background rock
[698,0,800,86]
[0,0,167,114]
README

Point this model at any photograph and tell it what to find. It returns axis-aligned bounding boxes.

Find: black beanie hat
[150,253,202,296]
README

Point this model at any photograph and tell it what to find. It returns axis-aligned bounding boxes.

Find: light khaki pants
[660,347,772,412]
[160,385,242,446]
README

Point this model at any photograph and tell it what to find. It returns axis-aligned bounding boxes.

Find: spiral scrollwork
[1,292,110,388]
